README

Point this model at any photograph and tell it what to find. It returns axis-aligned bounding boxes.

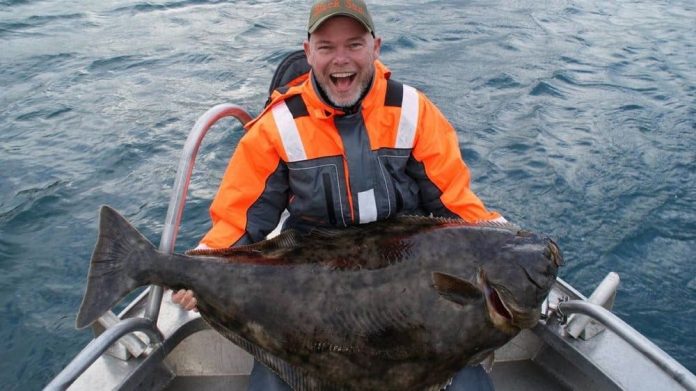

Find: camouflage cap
[308,0,374,35]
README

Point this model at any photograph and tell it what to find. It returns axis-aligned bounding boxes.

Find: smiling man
[305,4,380,109]
[174,1,503,390]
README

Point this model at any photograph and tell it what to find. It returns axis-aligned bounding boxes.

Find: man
[174,1,503,389]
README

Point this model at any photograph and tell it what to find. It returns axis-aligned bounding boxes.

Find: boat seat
[264,50,310,108]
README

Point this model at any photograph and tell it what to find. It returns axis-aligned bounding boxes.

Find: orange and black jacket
[201,60,502,248]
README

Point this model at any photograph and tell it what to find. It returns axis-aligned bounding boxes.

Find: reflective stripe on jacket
[201,60,501,248]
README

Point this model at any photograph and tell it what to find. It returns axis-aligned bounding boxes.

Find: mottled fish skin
[77,207,562,391]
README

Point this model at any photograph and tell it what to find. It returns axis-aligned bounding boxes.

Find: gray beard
[328,82,368,109]
[312,72,374,112]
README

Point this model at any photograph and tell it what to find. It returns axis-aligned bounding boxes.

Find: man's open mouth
[330,72,356,90]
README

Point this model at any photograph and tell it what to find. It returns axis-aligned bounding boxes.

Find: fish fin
[75,206,156,329]
[239,230,303,252]
[185,230,303,258]
[432,272,482,305]
[423,377,453,391]
[308,226,360,238]
[206,318,336,391]
[472,220,521,232]
[481,352,495,373]
[398,214,519,230]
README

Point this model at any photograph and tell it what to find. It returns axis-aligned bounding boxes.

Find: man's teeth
[332,73,354,78]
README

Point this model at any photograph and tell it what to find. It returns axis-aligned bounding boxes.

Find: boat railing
[45,318,165,391]
[44,104,253,391]
[556,300,696,391]
[144,104,253,323]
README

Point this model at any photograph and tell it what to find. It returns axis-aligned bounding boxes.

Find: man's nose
[333,48,350,66]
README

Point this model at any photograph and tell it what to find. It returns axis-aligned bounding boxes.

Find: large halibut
[77,206,562,390]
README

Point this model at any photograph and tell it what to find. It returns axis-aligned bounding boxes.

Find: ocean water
[0,0,694,389]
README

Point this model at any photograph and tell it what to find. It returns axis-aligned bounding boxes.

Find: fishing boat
[44,100,696,391]
[45,49,696,390]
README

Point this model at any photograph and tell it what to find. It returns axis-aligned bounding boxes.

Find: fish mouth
[477,269,513,328]
[478,269,538,333]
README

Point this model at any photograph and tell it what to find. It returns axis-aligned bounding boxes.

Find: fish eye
[546,240,563,267]
[516,229,534,238]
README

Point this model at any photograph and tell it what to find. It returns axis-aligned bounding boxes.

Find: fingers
[171,289,198,312]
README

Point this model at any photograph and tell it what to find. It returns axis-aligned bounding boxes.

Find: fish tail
[75,206,157,329]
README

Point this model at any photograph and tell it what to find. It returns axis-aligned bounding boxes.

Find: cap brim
[308,13,373,34]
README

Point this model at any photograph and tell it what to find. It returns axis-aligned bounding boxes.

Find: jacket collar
[244,60,392,130]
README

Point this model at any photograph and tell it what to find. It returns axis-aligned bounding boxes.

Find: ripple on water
[86,55,163,74]
[0,180,68,230]
[484,73,522,89]
[529,80,565,98]
[108,0,223,15]
[0,52,76,81]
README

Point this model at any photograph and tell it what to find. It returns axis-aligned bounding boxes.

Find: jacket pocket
[287,156,348,227]
[378,149,420,214]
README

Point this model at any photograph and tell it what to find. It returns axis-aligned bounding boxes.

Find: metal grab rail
[145,104,252,322]
[45,104,253,391]
[558,300,696,391]
[44,318,165,391]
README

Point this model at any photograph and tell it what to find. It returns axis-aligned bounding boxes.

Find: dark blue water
[1,0,694,389]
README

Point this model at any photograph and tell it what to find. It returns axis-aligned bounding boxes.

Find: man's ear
[303,39,312,65]
[373,36,382,58]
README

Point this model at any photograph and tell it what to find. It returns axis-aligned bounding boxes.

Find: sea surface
[1,0,694,389]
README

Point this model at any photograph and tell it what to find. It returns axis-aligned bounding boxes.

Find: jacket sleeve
[200,123,289,248]
[409,94,502,222]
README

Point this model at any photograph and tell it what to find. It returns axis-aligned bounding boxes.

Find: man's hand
[171,289,198,312]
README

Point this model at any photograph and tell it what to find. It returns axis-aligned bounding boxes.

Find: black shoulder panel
[286,94,309,118]
[384,79,404,107]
